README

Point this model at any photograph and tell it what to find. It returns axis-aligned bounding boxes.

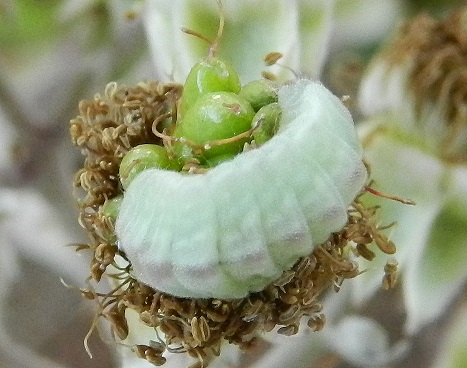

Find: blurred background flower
[1,0,466,367]
[356,7,467,333]
[0,1,150,366]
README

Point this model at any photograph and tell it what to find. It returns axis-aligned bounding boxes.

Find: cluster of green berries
[102,55,283,220]
[172,56,281,163]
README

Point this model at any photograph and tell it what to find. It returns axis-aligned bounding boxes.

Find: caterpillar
[115,79,367,299]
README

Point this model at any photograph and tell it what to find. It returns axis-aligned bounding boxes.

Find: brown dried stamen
[384,8,467,160]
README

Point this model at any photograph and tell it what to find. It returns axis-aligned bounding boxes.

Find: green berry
[178,57,241,118]
[252,102,282,145]
[119,144,181,189]
[168,132,196,165]
[238,79,278,112]
[174,91,255,160]
[101,195,123,220]
[204,153,236,168]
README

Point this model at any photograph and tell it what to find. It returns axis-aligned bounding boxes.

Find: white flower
[144,0,406,86]
[0,1,148,367]
[331,0,403,52]
[356,8,467,334]
[144,0,336,83]
[0,186,88,368]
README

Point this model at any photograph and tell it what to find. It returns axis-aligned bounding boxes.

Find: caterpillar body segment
[116,80,367,299]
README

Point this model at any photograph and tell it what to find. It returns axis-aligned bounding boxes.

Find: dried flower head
[70,80,398,367]
[382,8,467,161]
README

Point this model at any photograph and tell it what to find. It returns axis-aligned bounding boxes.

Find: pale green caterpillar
[115,79,367,299]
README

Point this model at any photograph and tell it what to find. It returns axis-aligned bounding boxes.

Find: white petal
[356,117,467,334]
[247,324,328,368]
[323,316,409,367]
[358,60,410,117]
[433,304,467,368]
[404,166,467,333]
[296,0,337,78]
[0,329,68,368]
[353,121,447,305]
[144,0,301,83]
[0,188,88,284]
[331,0,403,51]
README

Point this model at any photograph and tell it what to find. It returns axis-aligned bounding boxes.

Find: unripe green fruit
[252,102,282,145]
[101,195,123,220]
[119,144,181,189]
[174,92,255,160]
[204,153,236,168]
[178,57,241,118]
[239,79,278,112]
[169,136,195,164]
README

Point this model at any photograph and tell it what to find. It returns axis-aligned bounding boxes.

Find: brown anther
[304,303,323,315]
[374,233,397,254]
[382,257,399,290]
[264,52,283,66]
[132,345,149,358]
[279,304,300,322]
[191,316,211,344]
[95,243,117,266]
[139,311,158,326]
[159,319,184,337]
[106,304,129,340]
[90,260,104,282]
[307,313,326,332]
[261,70,277,80]
[243,299,263,318]
[80,289,96,300]
[356,243,376,261]
[148,340,166,355]
[206,309,228,323]
[145,350,167,366]
[277,324,299,336]
[279,293,298,305]
[294,256,316,278]
[286,286,301,295]
[273,270,295,287]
